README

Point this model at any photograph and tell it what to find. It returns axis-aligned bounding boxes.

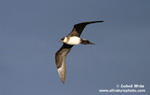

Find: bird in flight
[55,21,104,83]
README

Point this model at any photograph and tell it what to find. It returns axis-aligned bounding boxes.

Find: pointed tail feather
[81,39,95,45]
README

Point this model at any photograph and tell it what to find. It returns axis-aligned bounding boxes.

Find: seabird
[55,21,104,83]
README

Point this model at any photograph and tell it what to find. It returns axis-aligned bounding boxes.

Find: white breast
[64,36,81,45]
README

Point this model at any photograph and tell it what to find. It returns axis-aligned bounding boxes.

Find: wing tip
[75,20,104,26]
[100,20,104,22]
[58,72,66,84]
[61,79,65,84]
[88,20,104,23]
[57,63,66,84]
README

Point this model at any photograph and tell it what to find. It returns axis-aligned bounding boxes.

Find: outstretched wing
[67,21,104,37]
[55,43,73,83]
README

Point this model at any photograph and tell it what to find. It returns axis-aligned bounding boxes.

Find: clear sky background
[0,0,150,95]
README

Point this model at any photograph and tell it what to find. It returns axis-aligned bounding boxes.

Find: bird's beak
[59,40,62,42]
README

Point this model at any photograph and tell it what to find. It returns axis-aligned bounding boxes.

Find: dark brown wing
[67,21,104,37]
[55,43,73,83]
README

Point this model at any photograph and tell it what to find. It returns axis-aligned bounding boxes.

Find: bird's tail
[81,39,95,45]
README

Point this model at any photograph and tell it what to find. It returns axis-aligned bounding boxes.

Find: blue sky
[0,0,150,95]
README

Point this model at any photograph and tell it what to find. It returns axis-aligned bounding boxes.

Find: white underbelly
[66,36,81,45]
